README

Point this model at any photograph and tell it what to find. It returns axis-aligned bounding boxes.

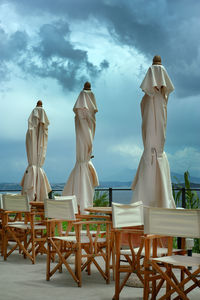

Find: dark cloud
[0,27,28,82]
[18,21,109,90]
[0,17,109,90]
[90,0,200,98]
[0,27,28,61]
[0,62,9,82]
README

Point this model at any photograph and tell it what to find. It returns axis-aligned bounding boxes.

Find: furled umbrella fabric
[131,62,176,208]
[63,87,99,214]
[21,105,51,202]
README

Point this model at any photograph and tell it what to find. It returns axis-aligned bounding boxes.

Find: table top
[30,201,44,207]
[85,206,112,215]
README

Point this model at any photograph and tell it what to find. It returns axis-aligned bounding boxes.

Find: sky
[0,0,200,184]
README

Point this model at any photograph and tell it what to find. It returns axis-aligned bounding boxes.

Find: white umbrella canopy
[63,82,99,214]
[131,56,176,208]
[21,101,51,202]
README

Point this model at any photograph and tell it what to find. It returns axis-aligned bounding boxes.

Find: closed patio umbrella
[63,82,99,214]
[131,56,175,208]
[21,100,51,202]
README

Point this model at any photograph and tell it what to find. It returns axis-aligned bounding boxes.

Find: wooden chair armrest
[111,228,144,234]
[3,210,28,214]
[74,220,111,225]
[45,218,67,223]
[77,214,110,220]
[144,234,167,240]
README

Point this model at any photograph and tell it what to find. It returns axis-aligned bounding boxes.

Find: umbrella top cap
[36,100,43,107]
[152,55,162,65]
[84,81,91,90]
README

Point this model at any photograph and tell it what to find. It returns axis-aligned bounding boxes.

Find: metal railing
[1,187,200,208]
[96,187,200,208]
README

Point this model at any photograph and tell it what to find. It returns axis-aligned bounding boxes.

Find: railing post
[48,190,53,199]
[182,187,186,208]
[178,187,186,250]
[109,188,112,207]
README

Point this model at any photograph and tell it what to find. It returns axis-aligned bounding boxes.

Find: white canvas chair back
[1,193,17,209]
[112,201,144,228]
[53,195,78,214]
[44,197,76,220]
[144,206,200,238]
[2,194,30,212]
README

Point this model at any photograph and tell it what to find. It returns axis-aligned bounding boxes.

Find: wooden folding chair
[112,201,147,300]
[44,197,111,287]
[112,202,184,300]
[54,195,108,244]
[143,206,200,300]
[2,194,46,264]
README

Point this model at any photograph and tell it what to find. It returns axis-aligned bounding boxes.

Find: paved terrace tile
[0,252,199,300]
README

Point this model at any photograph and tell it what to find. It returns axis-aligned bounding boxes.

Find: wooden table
[84,206,112,217]
[30,201,44,210]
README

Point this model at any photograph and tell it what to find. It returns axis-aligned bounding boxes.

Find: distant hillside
[170,172,200,184]
[0,183,65,192]
[101,168,200,184]
[1,179,200,191]
[99,181,132,188]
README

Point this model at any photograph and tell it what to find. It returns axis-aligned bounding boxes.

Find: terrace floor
[0,251,199,300]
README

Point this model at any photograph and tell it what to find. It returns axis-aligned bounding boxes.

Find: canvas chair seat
[7,221,26,225]
[53,235,107,244]
[143,206,200,300]
[8,223,46,230]
[120,247,182,257]
[152,254,200,267]
[66,230,106,236]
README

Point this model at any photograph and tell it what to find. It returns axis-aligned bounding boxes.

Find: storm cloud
[19,21,109,90]
[0,19,109,90]
[0,27,28,82]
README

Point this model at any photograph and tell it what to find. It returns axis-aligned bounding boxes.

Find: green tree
[172,171,200,253]
[93,190,109,207]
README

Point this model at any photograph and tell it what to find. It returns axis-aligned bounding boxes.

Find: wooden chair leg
[23,231,28,259]
[144,238,151,300]
[113,232,121,300]
[3,229,8,261]
[76,244,82,287]
[0,228,4,256]
[106,239,110,284]
[46,240,51,281]
[166,265,172,300]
